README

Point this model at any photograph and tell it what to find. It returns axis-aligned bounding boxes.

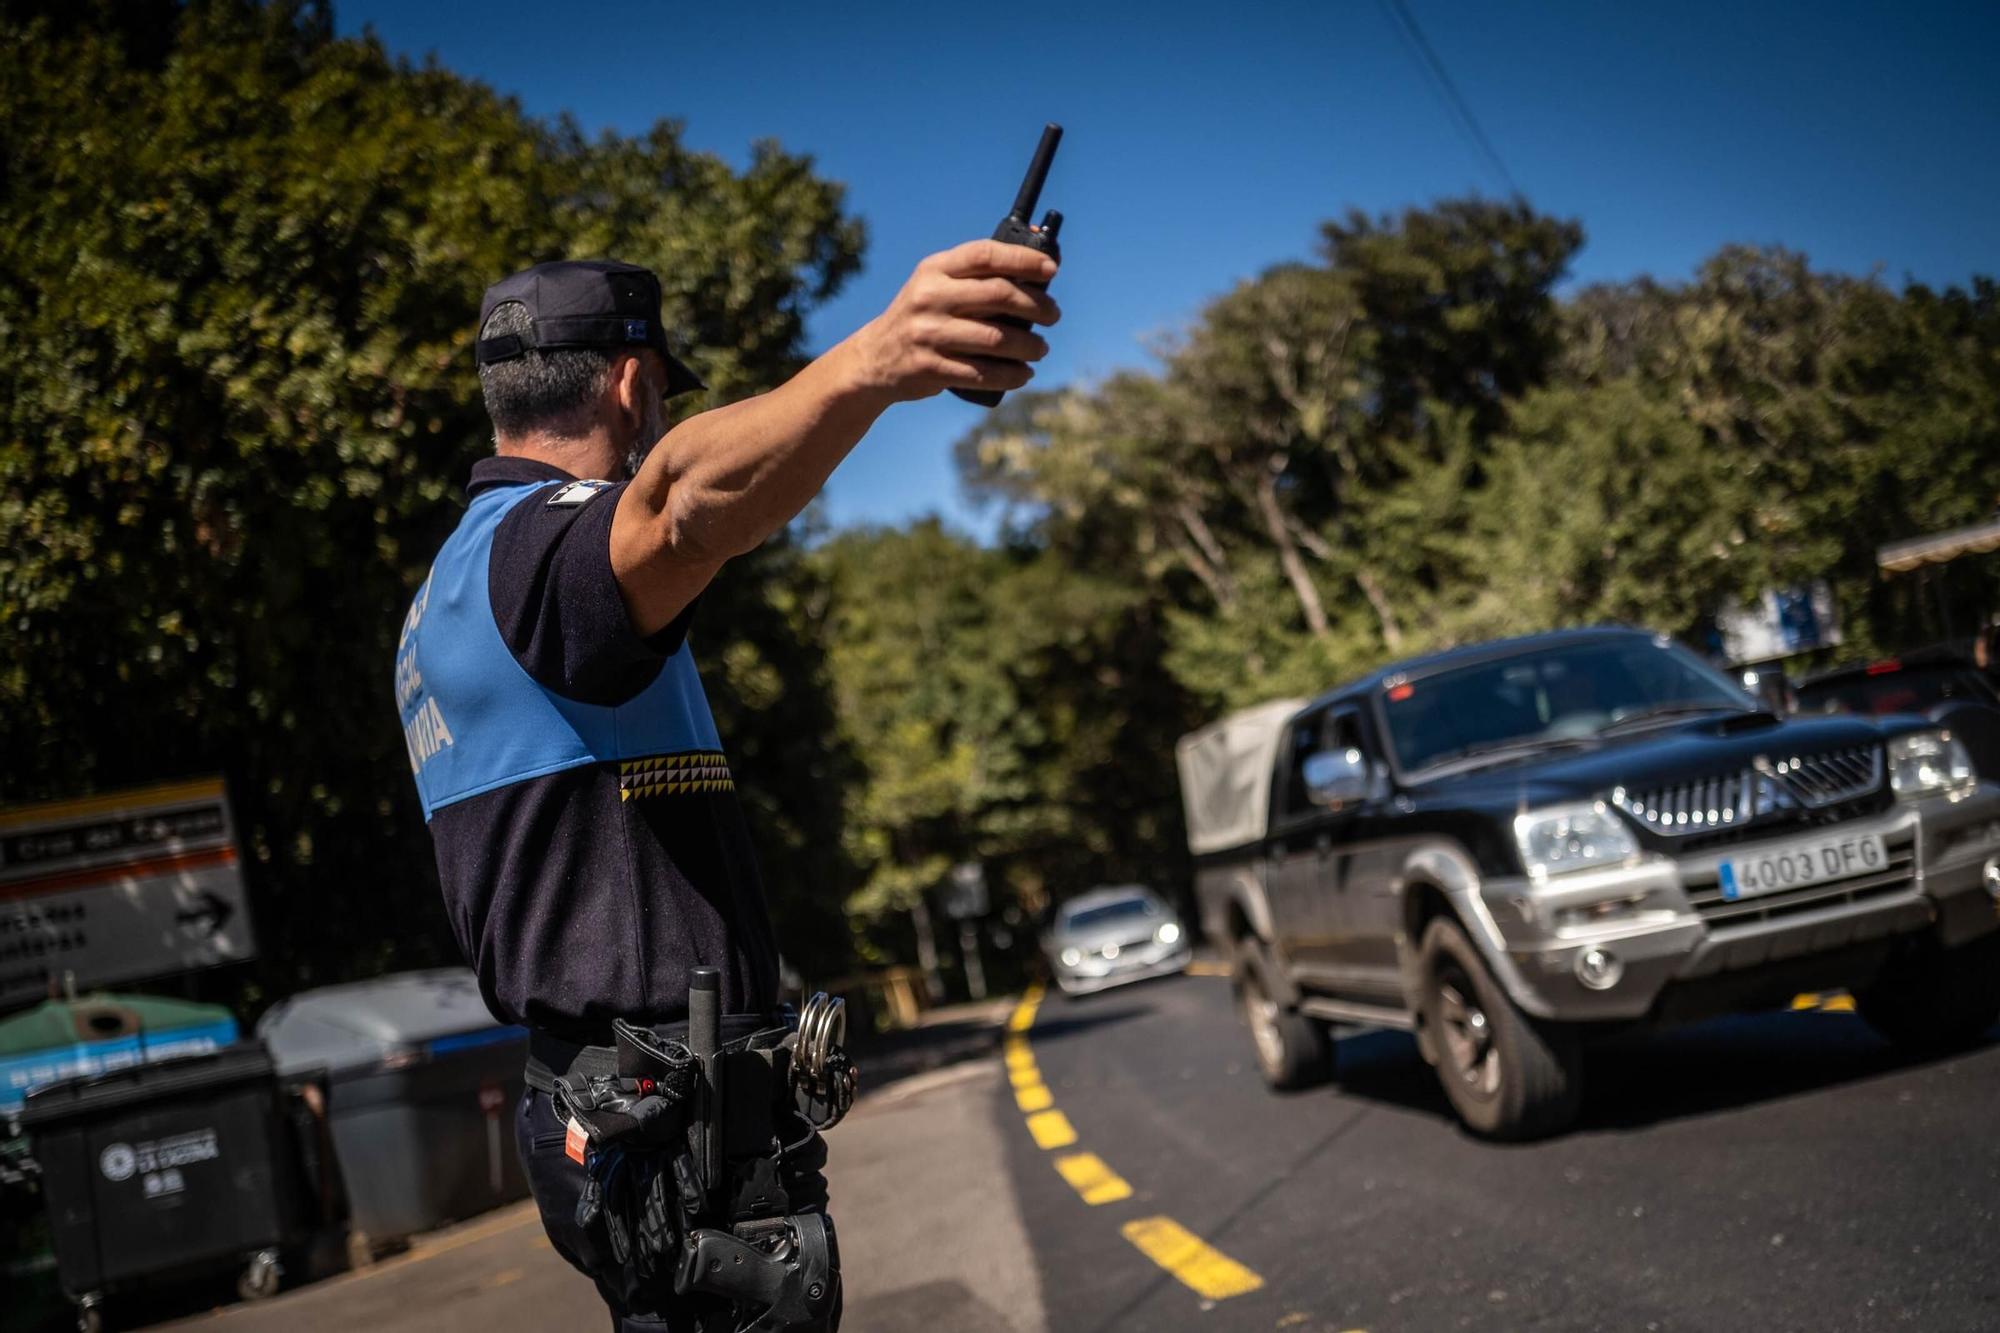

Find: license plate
[1718,831,1888,901]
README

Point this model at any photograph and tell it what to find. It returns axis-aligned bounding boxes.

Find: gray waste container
[256,969,528,1245]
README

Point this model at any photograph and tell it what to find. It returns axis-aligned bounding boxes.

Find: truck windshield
[1382,637,1752,774]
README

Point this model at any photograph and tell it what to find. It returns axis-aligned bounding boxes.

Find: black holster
[548,973,852,1333]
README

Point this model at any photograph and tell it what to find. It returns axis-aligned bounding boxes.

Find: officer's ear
[610,352,646,419]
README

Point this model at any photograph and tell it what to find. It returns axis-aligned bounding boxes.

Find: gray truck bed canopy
[1175,698,1305,856]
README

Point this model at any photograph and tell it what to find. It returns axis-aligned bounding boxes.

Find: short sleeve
[486,482,698,706]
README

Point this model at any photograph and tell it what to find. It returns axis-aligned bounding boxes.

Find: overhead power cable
[1376,0,1523,199]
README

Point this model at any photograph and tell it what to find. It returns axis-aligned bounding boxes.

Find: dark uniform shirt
[395,456,780,1041]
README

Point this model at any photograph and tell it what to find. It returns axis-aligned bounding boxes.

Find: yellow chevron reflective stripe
[615,752,735,801]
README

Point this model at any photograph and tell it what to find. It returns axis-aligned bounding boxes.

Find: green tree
[1552,250,2000,656]
[815,522,1197,966]
[0,0,866,998]
[962,199,1585,706]
[1447,377,1759,639]
[962,208,1998,734]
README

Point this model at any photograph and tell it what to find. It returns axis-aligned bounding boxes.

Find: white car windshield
[1062,898,1158,932]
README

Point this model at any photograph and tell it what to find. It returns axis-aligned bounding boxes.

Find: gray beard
[624,401,667,480]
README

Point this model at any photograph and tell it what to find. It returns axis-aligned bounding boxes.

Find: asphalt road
[119,973,2000,1333]
[1002,969,2000,1332]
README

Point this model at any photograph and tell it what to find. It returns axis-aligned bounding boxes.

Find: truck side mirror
[1302,747,1372,808]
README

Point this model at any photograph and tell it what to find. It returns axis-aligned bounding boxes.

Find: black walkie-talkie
[951,122,1064,409]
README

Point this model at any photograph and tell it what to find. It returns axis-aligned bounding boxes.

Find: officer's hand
[851,240,1061,402]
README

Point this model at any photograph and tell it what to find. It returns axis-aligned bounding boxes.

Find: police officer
[394,241,1059,1330]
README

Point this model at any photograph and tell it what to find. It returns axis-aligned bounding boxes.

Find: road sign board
[0,778,256,1005]
[942,862,989,920]
[1719,580,1843,666]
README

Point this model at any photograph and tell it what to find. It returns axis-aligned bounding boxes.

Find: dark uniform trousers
[519,1087,717,1331]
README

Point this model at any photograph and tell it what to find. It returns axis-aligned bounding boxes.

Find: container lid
[255,968,519,1076]
[0,993,236,1057]
[18,1045,274,1128]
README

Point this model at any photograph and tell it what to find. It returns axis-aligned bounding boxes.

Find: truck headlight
[1155,922,1181,946]
[1514,802,1638,880]
[1887,731,1976,799]
[1059,947,1083,968]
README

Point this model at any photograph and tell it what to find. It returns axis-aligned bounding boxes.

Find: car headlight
[1887,731,1976,799]
[1155,922,1181,946]
[1514,802,1638,880]
[1059,947,1082,968]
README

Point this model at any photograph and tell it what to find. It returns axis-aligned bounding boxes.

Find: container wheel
[238,1249,283,1302]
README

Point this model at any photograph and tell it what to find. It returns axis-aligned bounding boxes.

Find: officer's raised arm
[608,238,1061,635]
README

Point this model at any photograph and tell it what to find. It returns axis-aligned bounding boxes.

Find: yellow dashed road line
[1003,985,1268,1304]
[1008,984,1045,1031]
[1184,959,1232,977]
[1025,1107,1079,1149]
[1120,1215,1267,1299]
[1054,1152,1133,1205]
[1016,1081,1055,1112]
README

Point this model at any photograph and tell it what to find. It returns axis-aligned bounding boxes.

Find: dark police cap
[476,259,704,397]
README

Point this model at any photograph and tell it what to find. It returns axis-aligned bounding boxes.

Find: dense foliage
[0,0,865,999]
[960,208,2000,714]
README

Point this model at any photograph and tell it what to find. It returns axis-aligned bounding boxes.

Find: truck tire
[1235,940,1332,1091]
[1417,917,1581,1140]
[1857,933,2000,1054]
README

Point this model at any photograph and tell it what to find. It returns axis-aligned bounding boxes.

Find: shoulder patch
[545,479,617,508]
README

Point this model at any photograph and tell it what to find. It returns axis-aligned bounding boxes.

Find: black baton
[687,966,723,1205]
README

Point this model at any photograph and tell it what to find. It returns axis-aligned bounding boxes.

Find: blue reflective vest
[394,480,723,819]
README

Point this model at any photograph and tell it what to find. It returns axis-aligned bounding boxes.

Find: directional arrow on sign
[175,889,235,939]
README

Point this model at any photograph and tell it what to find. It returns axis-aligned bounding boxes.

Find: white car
[1044,886,1192,996]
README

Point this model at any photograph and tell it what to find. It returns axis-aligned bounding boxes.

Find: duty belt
[526,1015,775,1095]
[541,972,857,1332]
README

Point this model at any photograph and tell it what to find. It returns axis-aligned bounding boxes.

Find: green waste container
[1,993,239,1117]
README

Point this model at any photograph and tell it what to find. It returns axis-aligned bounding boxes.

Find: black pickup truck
[1177,627,2000,1138]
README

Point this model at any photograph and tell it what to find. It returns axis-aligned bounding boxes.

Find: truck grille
[1681,832,1917,927]
[1610,744,1883,839]
[1775,745,1885,806]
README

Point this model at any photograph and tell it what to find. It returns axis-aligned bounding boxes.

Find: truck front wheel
[1235,940,1332,1091]
[1417,917,1581,1139]
[1857,932,2000,1054]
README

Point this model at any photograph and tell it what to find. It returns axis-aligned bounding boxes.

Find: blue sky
[337,0,2000,535]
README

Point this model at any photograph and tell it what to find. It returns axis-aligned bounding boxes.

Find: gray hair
[476,300,616,439]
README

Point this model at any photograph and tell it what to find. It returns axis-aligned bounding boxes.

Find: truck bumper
[1466,786,2000,1023]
